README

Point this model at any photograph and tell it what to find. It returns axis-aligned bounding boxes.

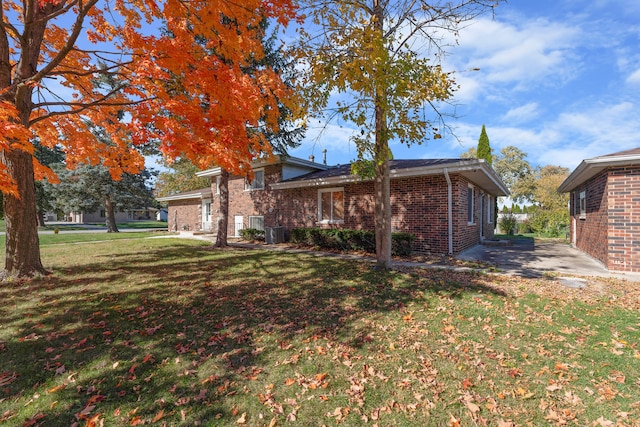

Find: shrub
[516,219,531,235]
[239,228,265,241]
[529,210,569,238]
[289,228,414,256]
[499,212,517,235]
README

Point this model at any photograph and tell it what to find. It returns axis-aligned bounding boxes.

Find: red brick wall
[607,166,640,272]
[167,200,202,232]
[170,164,496,255]
[572,170,608,267]
[275,173,492,254]
[222,164,283,236]
[571,166,640,273]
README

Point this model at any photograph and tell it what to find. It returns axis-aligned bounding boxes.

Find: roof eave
[558,154,640,193]
[157,191,212,202]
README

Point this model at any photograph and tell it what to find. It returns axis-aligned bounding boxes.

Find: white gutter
[444,168,453,255]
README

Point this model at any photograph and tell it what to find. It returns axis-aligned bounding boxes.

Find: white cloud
[502,103,540,123]
[447,17,582,100]
[626,68,640,85]
[290,121,359,163]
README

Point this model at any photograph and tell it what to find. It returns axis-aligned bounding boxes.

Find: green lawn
[0,231,168,249]
[0,238,638,426]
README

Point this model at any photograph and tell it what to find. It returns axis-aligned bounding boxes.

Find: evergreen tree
[477,125,492,165]
[47,164,155,232]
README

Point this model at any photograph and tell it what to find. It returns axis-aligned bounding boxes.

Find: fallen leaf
[236,412,247,424]
[465,401,480,414]
[47,384,66,394]
[152,410,165,422]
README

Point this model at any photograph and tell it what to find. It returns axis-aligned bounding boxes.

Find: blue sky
[288,0,640,172]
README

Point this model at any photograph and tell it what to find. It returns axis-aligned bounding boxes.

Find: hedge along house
[557,148,640,273]
[159,155,509,255]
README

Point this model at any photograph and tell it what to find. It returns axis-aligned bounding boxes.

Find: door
[202,199,212,231]
[234,215,244,237]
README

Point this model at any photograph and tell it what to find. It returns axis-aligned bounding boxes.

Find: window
[249,215,264,231]
[467,185,475,224]
[487,195,493,224]
[579,190,586,219]
[318,188,344,223]
[245,169,265,191]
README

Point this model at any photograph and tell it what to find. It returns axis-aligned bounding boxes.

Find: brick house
[557,148,640,273]
[158,155,509,255]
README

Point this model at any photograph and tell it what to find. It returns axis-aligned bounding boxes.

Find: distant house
[558,148,640,273]
[68,208,157,223]
[158,155,508,255]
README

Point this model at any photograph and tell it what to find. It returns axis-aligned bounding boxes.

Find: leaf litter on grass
[0,239,638,426]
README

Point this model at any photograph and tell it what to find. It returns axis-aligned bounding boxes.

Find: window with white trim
[318,188,344,223]
[487,195,493,224]
[467,185,475,224]
[249,215,264,231]
[579,190,586,219]
[245,169,265,191]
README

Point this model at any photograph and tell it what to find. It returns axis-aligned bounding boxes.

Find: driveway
[457,238,640,282]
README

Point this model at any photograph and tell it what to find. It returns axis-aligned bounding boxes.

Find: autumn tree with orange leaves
[0,0,298,278]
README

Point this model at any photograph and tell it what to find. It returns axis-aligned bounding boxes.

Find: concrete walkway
[458,238,640,282]
[166,232,640,282]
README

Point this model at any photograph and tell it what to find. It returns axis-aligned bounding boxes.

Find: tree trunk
[215,170,229,247]
[104,195,119,232]
[36,209,46,227]
[1,150,47,278]
[373,146,392,269]
[373,0,392,269]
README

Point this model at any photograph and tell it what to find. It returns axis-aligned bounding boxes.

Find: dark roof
[597,148,640,158]
[283,158,476,183]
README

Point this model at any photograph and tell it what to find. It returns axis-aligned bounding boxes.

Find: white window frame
[249,215,264,231]
[487,195,493,224]
[467,184,475,225]
[579,190,586,219]
[245,169,265,191]
[317,187,345,224]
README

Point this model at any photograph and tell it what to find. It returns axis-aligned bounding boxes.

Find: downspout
[444,168,453,255]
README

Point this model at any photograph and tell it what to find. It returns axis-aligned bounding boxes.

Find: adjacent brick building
[158,156,509,255]
[558,148,640,273]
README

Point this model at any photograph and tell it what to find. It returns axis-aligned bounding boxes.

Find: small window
[245,169,265,191]
[318,188,344,223]
[467,185,475,224]
[579,190,586,219]
[487,195,493,224]
[249,215,264,231]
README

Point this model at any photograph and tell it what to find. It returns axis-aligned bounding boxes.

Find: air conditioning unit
[265,226,284,244]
